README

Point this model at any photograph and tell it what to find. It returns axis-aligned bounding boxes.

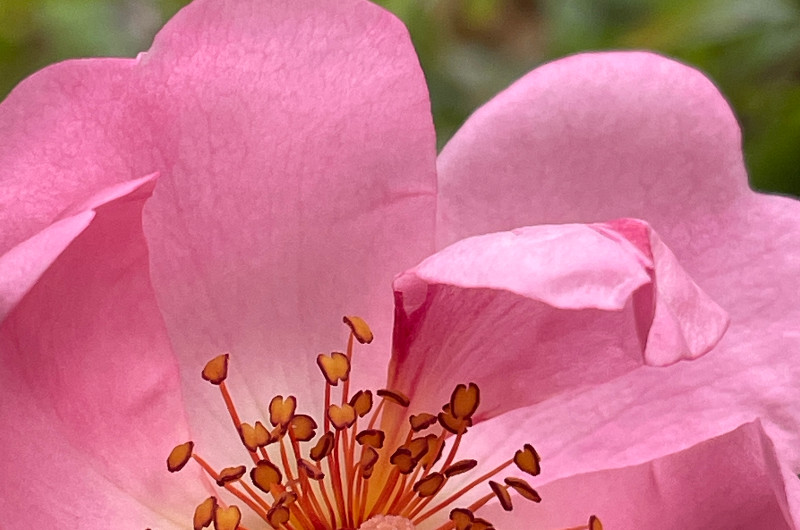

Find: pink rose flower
[0,0,797,529]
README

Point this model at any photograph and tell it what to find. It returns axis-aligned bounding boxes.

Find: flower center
[166,316,601,530]
[357,514,415,530]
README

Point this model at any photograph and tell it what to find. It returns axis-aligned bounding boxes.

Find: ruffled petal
[0,175,205,527]
[478,422,799,529]
[0,0,437,461]
[140,0,436,461]
[387,220,726,429]
[435,51,800,468]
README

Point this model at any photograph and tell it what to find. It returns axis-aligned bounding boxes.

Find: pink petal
[0,175,204,527]
[479,422,799,529]
[436,51,800,470]
[0,0,437,461]
[387,220,726,427]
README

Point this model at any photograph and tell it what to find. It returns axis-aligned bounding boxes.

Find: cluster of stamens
[167,316,602,530]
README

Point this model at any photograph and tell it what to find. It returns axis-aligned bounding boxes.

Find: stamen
[409,413,437,432]
[317,352,351,386]
[239,421,271,452]
[488,481,512,511]
[343,315,374,344]
[193,496,216,530]
[201,353,229,385]
[513,443,541,476]
[269,395,297,429]
[166,315,598,529]
[356,429,386,449]
[504,477,541,502]
[216,465,247,487]
[250,460,282,493]
[167,441,194,473]
[214,505,241,530]
[377,389,411,408]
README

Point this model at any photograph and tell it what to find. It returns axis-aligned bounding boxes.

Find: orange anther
[310,432,334,461]
[489,481,512,511]
[193,497,216,530]
[450,383,480,420]
[413,473,445,497]
[250,460,282,493]
[269,395,297,428]
[504,477,541,503]
[298,458,325,480]
[213,505,241,530]
[444,459,477,478]
[377,389,410,407]
[343,315,374,344]
[317,352,351,386]
[513,444,541,476]
[167,441,194,473]
[289,414,318,442]
[327,403,357,430]
[349,389,373,417]
[409,413,438,432]
[240,422,271,452]
[216,465,246,487]
[201,353,229,385]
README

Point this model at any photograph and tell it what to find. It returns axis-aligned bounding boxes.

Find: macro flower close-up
[1,0,799,529]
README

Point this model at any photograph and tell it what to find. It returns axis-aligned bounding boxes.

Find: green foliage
[1,0,797,195]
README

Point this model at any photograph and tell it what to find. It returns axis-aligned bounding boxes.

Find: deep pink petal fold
[387,219,727,425]
[0,0,437,461]
[480,422,799,529]
[436,51,800,469]
[0,176,205,528]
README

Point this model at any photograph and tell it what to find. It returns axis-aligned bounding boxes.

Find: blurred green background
[1,0,798,196]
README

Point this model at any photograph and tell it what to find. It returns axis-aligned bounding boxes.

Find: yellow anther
[343,315,374,344]
[240,421,271,452]
[167,441,194,473]
[418,434,443,469]
[437,409,471,435]
[450,383,480,420]
[327,403,357,430]
[213,505,241,530]
[443,459,477,478]
[193,496,216,530]
[269,395,297,428]
[349,389,373,417]
[216,465,246,487]
[269,396,297,429]
[389,447,417,475]
[413,472,445,497]
[356,429,386,449]
[449,508,474,530]
[201,353,229,385]
[377,388,410,407]
[267,504,291,528]
[298,458,325,480]
[310,431,334,461]
[275,491,297,507]
[513,444,541,476]
[317,351,351,386]
[504,477,541,503]
[406,436,430,460]
[359,446,380,478]
[289,414,317,442]
[489,481,512,511]
[250,460,282,493]
[166,316,592,530]
[409,412,437,432]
